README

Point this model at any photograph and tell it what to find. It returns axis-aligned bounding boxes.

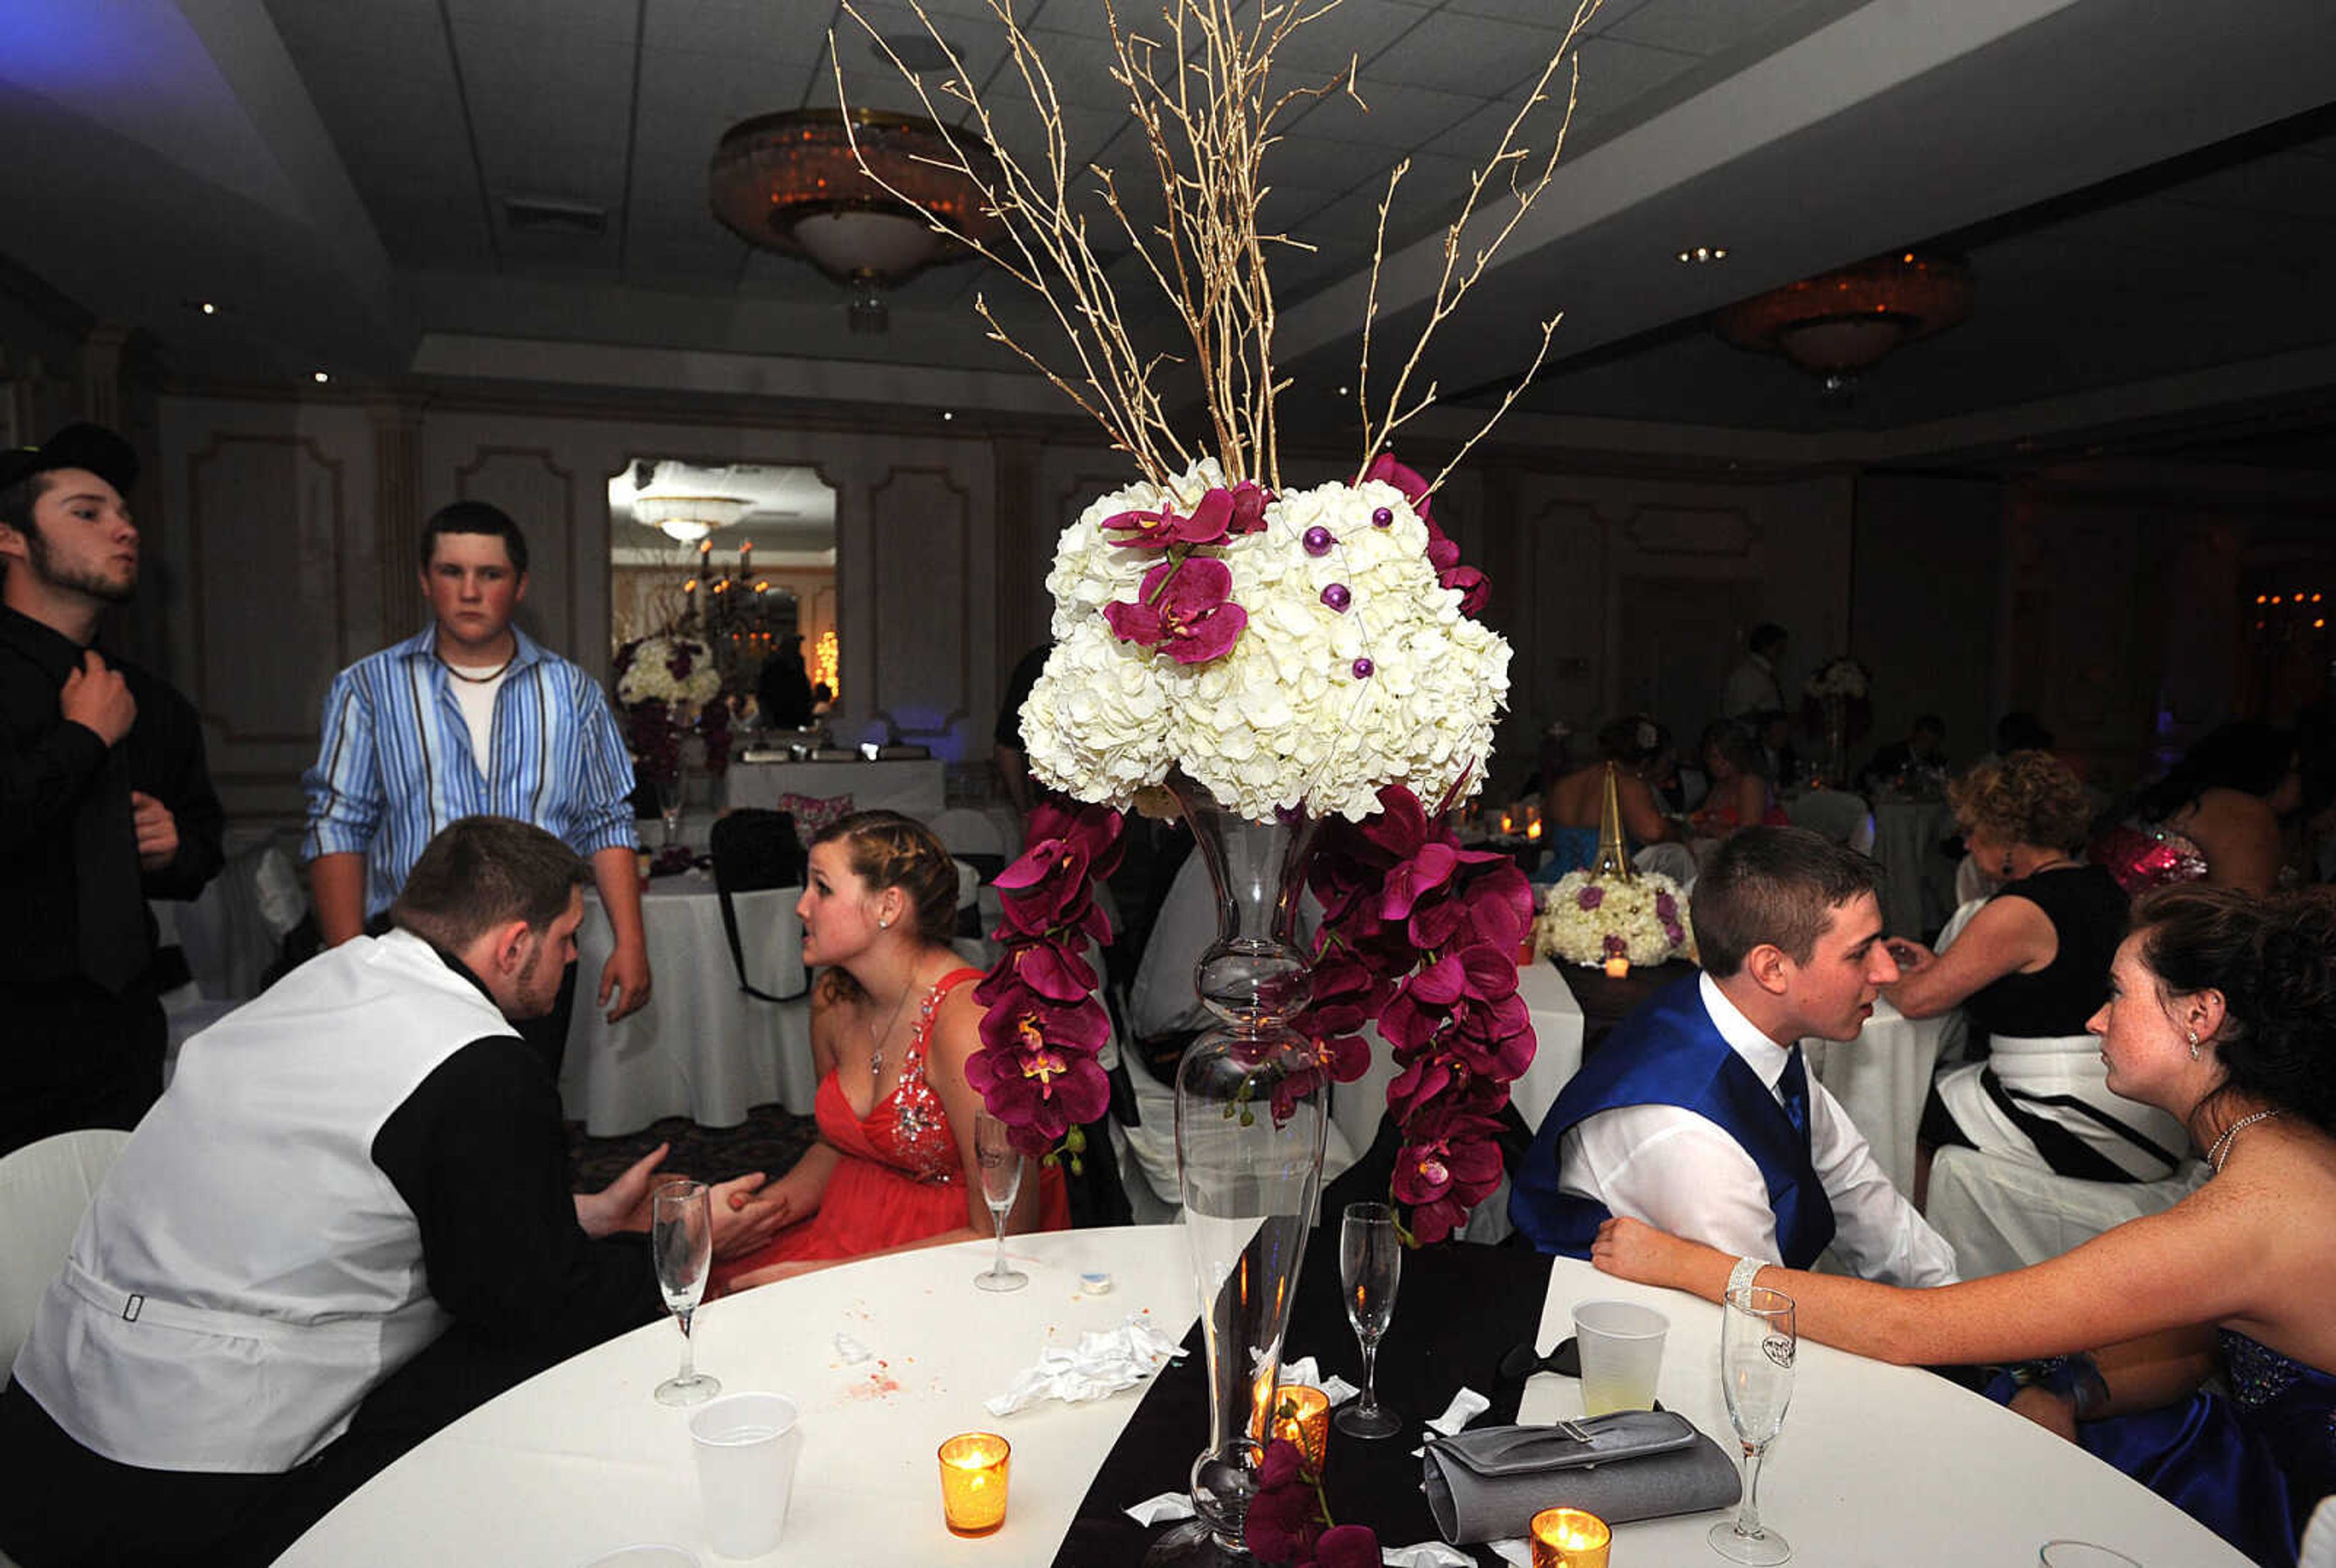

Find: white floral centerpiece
[616,634,720,709]
[1803,656,1870,701]
[1535,869,1693,968]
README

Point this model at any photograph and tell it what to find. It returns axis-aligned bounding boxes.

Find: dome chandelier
[1715,251,1973,389]
[709,107,1007,334]
[631,493,751,544]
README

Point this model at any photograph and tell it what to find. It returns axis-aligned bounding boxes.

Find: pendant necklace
[868,964,926,1084]
[2206,1108,2283,1173]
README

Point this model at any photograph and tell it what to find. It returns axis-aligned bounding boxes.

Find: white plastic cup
[1571,1299,1670,1416]
[688,1392,803,1559]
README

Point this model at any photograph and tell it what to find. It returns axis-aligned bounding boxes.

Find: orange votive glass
[1529,1506,1612,1568]
[1271,1384,1330,1469]
[1604,956,1631,979]
[938,1432,1012,1536]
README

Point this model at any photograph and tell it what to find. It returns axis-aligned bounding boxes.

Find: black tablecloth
[1055,1227,1553,1566]
[1557,956,1698,1056]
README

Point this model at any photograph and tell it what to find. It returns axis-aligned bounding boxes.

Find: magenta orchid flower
[1104,557,1247,664]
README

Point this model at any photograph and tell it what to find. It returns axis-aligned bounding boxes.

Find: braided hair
[809,810,961,1007]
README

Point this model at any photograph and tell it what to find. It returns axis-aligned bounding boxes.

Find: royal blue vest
[1508,977,1837,1267]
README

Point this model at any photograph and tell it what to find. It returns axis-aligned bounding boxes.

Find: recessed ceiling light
[1337,385,1351,397]
[1675,245,1728,264]
[200,301,217,315]
[312,371,330,384]
[942,409,954,421]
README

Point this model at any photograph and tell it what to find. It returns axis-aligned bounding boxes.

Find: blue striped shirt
[301,626,639,916]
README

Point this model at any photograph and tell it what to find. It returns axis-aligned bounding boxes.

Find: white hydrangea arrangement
[1534,869,1694,968]
[616,634,720,708]
[1020,460,1510,823]
[1804,657,1871,701]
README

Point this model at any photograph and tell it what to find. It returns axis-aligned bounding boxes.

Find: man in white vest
[0,816,779,1568]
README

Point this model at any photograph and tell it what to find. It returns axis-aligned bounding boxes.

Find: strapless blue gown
[1995,1330,2335,1566]
[1532,825,1607,883]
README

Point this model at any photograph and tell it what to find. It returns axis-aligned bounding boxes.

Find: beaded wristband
[1725,1255,1766,1302]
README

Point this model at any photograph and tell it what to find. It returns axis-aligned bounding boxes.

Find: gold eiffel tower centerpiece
[1591,761,1633,883]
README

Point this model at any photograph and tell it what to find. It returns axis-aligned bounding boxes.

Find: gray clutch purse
[1420,1413,1742,1543]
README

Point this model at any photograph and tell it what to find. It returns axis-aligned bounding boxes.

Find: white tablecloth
[560,873,813,1136]
[721,758,945,820]
[1801,996,1952,1199]
[1925,1145,2210,1279]
[279,1227,2249,1567]
[277,1228,1198,1568]
[1873,797,1957,938]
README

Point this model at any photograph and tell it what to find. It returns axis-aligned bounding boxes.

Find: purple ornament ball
[1321,583,1352,612]
[1351,657,1375,679]
[1371,507,1394,528]
[1302,526,1334,556]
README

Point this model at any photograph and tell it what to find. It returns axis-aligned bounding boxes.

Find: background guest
[0,422,222,1157]
[301,502,648,1077]
[1593,884,2336,1568]
[1722,622,1788,718]
[755,634,813,730]
[717,811,1068,1289]
[1690,717,1787,838]
[1860,713,1948,796]
[1888,751,2185,1187]
[2110,720,2301,897]
[992,642,1052,828]
[1537,713,1686,878]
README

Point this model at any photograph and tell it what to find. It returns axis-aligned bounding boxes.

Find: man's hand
[130,791,179,871]
[573,1142,670,1237]
[599,938,652,1022]
[709,1172,787,1260]
[60,650,135,746]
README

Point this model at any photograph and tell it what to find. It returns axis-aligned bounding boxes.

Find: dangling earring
[2000,853,2015,879]
[2187,1028,2200,1061]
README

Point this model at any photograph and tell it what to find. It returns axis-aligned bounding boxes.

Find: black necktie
[76,736,150,994]
[1777,1045,1812,1145]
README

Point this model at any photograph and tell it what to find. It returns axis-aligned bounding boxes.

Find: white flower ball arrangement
[616,634,720,708]
[1534,869,1694,968]
[1020,459,1510,823]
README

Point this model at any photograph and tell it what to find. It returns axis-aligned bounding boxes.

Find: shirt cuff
[302,821,375,860]
[574,820,641,856]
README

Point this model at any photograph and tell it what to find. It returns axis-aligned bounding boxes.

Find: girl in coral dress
[715,811,1068,1292]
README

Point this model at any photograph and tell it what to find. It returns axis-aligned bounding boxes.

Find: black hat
[0,423,138,498]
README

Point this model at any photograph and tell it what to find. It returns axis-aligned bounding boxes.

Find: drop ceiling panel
[1265,0,1434,74]
[443,0,642,40]
[1359,10,1578,95]
[1601,0,1818,58]
[643,0,839,60]
[1289,78,1484,148]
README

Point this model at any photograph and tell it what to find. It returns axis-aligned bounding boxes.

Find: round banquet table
[275,1227,2251,1567]
[560,872,813,1136]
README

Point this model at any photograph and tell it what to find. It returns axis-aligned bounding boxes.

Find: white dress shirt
[1722,653,1784,718]
[1558,973,1958,1286]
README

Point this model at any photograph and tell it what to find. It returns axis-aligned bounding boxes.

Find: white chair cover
[1787,789,1875,852]
[0,1128,131,1370]
[1924,1143,2206,1278]
[928,807,1009,862]
[1927,895,1990,1067]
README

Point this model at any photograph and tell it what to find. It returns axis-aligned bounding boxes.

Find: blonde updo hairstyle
[1948,749,2093,853]
[809,810,961,1007]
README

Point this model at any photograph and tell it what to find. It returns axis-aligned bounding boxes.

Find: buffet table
[560,873,813,1136]
[721,757,945,820]
[277,1226,2249,1567]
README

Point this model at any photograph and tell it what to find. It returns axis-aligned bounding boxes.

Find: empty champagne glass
[1711,1284,1796,1564]
[973,1112,1028,1292]
[650,1177,718,1406]
[1333,1201,1402,1439]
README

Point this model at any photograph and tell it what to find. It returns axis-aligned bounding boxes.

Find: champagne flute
[1333,1201,1402,1439]
[973,1112,1028,1292]
[1710,1284,1796,1564]
[650,1178,719,1406]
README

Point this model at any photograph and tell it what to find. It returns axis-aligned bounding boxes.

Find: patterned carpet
[567,1102,820,1193]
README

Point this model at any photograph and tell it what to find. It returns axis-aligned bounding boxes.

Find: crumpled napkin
[833,1333,871,1364]
[1380,1542,1473,1567]
[985,1313,1186,1415]
[1485,1538,1531,1566]
[1277,1355,1362,1408]
[1423,1387,1490,1437]
[1124,1493,1197,1525]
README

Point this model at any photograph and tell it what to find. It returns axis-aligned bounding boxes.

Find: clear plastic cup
[687,1392,802,1559]
[1571,1299,1670,1416]
[2040,1545,2142,1568]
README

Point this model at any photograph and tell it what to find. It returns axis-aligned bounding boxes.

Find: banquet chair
[0,1128,130,1370]
[1785,788,1876,853]
[1927,895,1990,1063]
[1923,1143,2206,1279]
[2301,1492,2336,1568]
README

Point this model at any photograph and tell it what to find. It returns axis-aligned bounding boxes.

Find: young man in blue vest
[1510,827,1955,1286]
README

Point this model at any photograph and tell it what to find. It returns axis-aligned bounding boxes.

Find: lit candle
[1529,1507,1611,1568]
[1604,956,1630,979]
[1270,1385,1329,1470]
[937,1432,1010,1536]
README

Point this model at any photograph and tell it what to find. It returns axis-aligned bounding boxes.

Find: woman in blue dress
[1591,884,2336,1566]
[1535,714,1688,880]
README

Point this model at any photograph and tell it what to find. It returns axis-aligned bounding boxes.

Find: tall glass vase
[1820,694,1849,790]
[1148,779,1330,1567]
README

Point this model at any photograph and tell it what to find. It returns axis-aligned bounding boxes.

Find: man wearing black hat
[0,422,224,1156]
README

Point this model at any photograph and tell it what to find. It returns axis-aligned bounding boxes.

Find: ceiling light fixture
[311,370,330,384]
[631,493,752,545]
[1715,250,1972,385]
[1675,245,1728,264]
[709,108,1007,334]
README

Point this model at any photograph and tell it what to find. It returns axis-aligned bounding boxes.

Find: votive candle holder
[1529,1506,1611,1568]
[1271,1384,1330,1469]
[938,1432,1011,1536]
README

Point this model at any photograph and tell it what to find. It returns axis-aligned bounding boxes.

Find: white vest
[12,930,514,1473]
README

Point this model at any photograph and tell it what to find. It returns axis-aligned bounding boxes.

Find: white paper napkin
[1423,1387,1490,1437]
[1486,1537,1532,1566]
[1380,1542,1473,1567]
[832,1333,871,1364]
[1276,1356,1362,1407]
[1124,1493,1197,1525]
[985,1313,1186,1415]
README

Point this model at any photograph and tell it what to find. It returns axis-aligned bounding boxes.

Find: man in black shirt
[0,422,223,1156]
[0,816,784,1568]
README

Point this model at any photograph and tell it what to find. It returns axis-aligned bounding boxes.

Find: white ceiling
[2,0,2332,465]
